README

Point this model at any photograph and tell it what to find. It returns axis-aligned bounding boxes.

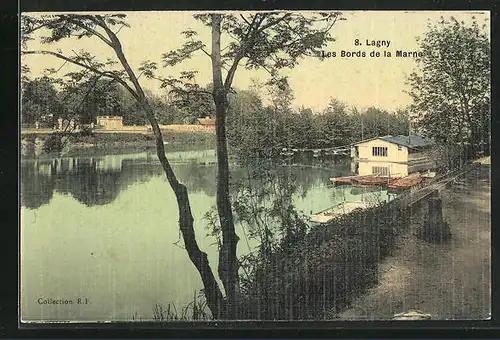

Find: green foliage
[61,77,122,124]
[43,133,64,153]
[23,72,195,127]
[21,14,129,47]
[226,89,274,160]
[167,83,215,121]
[21,76,62,125]
[407,16,490,163]
[226,88,411,161]
[227,161,310,300]
[78,124,93,136]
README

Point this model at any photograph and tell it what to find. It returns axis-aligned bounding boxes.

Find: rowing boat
[387,173,422,190]
[352,176,388,186]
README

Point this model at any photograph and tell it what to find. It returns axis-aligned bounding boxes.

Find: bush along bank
[67,131,216,149]
[21,131,217,157]
[236,196,419,320]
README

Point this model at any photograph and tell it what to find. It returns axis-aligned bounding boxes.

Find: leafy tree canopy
[407,16,490,158]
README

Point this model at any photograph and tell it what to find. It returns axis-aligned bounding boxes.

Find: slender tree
[162,12,343,318]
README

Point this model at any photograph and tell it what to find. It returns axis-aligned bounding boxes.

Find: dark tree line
[21,74,410,160]
[226,85,410,161]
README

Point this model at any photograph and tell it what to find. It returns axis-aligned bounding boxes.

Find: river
[20,149,390,322]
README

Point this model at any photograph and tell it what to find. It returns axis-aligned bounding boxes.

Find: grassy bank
[135,189,426,321]
[67,131,216,149]
[21,130,217,158]
[237,195,420,320]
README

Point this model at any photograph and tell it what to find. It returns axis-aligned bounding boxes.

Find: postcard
[20,10,491,322]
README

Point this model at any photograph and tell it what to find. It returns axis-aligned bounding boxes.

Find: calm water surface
[21,149,389,321]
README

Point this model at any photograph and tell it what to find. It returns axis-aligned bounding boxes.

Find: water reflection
[353,160,409,177]
[21,150,356,321]
[21,151,352,210]
[21,151,219,209]
[352,159,436,178]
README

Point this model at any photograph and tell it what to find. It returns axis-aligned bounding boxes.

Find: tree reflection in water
[21,152,353,222]
[20,151,222,209]
[21,163,55,209]
[205,157,351,269]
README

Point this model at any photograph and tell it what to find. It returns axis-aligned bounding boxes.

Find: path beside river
[338,163,491,320]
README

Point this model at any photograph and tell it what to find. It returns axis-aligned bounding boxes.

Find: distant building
[197,117,216,127]
[351,135,435,176]
[96,116,124,130]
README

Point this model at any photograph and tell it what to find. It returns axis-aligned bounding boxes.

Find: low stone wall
[120,125,149,132]
[159,124,215,133]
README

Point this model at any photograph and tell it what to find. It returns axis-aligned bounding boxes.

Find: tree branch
[200,47,213,60]
[223,53,244,93]
[22,50,139,101]
[66,17,113,47]
[221,14,262,93]
[114,23,127,36]
[256,13,292,33]
[54,60,68,73]
[175,87,213,96]
[239,14,252,26]
[323,15,339,33]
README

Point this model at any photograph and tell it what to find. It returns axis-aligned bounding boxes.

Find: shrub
[79,124,93,137]
[43,133,63,153]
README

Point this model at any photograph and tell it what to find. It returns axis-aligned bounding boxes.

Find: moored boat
[387,172,422,190]
[310,201,369,223]
[330,175,359,186]
[331,174,402,187]
[352,176,388,187]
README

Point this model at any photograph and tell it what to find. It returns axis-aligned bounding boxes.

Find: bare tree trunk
[100,17,227,319]
[211,14,240,319]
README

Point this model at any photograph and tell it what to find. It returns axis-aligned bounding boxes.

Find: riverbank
[233,162,489,320]
[337,163,490,320]
[21,131,217,159]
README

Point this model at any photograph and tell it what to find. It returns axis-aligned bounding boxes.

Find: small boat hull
[331,177,355,185]
[311,201,369,223]
[331,175,402,187]
[352,177,387,186]
[387,173,422,190]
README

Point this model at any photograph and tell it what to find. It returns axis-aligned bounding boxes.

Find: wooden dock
[310,201,369,224]
[310,164,477,225]
[280,146,351,156]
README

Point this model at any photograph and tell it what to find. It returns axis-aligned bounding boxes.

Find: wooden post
[427,197,443,230]
[418,196,451,242]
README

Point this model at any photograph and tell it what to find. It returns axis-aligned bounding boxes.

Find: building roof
[353,135,434,148]
[380,135,434,148]
[351,135,391,145]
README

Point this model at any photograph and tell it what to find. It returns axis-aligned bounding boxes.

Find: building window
[372,146,388,157]
[398,145,402,151]
[372,166,389,176]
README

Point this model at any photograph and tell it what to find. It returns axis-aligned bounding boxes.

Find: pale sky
[21,11,490,112]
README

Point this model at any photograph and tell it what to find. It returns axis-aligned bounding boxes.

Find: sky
[22,10,490,112]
